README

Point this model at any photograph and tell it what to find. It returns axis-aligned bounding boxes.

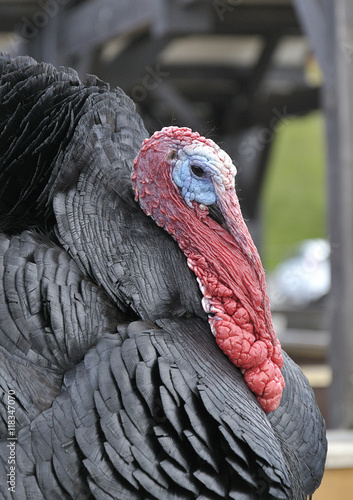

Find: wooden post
[327,0,353,429]
[294,0,353,428]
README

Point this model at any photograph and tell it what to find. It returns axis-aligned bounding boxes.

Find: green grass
[262,111,327,271]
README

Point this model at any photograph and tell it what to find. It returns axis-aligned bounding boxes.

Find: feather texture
[0,53,327,499]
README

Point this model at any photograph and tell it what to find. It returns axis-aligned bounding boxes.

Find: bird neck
[133,154,285,412]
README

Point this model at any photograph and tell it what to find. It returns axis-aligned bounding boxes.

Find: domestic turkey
[0,54,326,500]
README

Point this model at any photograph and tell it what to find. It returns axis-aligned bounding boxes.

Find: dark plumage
[0,54,326,499]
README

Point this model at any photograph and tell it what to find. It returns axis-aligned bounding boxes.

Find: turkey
[0,54,326,499]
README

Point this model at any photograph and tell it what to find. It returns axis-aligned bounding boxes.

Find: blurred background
[0,1,353,497]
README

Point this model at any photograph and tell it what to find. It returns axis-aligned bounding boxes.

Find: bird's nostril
[167,149,177,161]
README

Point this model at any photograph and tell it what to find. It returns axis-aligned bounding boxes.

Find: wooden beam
[326,0,353,429]
[213,4,299,35]
[26,11,60,66]
[0,1,38,32]
[247,34,281,100]
[293,0,335,83]
[150,81,204,131]
[153,0,212,36]
[95,35,170,93]
[59,0,158,57]
[294,0,353,428]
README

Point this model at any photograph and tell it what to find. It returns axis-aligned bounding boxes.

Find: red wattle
[132,127,285,413]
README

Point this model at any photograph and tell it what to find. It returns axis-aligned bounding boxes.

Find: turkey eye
[191,165,205,178]
[167,149,177,161]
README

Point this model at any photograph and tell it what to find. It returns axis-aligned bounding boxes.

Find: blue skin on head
[172,154,218,207]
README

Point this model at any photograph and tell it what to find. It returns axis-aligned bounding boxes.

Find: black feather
[0,53,327,499]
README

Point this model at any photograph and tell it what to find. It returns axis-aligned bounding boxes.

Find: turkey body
[0,54,326,499]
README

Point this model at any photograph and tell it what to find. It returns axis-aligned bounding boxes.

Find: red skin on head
[132,127,285,413]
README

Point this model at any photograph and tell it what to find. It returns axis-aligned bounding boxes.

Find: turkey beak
[208,203,230,232]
